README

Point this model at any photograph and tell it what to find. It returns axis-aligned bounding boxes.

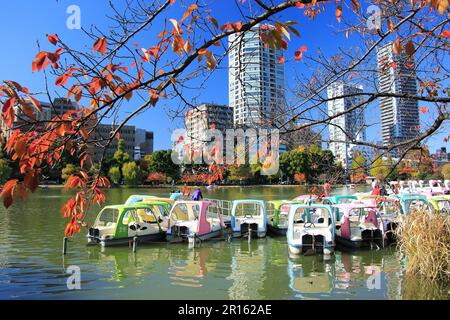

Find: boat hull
[87,232,166,247]
[267,224,287,236]
[335,235,383,250]
[168,229,225,243]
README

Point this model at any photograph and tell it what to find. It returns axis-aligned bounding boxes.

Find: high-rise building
[228,24,285,128]
[327,81,367,168]
[135,128,154,160]
[185,103,233,152]
[377,42,419,154]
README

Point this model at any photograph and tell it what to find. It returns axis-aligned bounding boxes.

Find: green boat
[266,200,304,236]
[427,195,450,214]
[397,194,432,215]
[87,201,171,247]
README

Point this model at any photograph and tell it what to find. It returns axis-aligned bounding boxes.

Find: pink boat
[166,200,226,244]
[332,203,385,249]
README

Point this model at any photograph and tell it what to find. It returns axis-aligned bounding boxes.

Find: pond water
[0,186,448,300]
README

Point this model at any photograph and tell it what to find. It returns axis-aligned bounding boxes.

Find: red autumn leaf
[27,95,42,112]
[32,52,51,72]
[295,2,306,8]
[232,21,243,32]
[2,97,15,113]
[277,56,285,64]
[55,74,69,87]
[47,34,59,46]
[440,30,450,38]
[335,4,342,23]
[93,37,108,55]
[420,106,428,113]
[294,45,307,62]
[14,139,27,158]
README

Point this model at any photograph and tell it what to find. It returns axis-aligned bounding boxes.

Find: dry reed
[396,210,450,282]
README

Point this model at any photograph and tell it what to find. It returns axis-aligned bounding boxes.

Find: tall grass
[396,210,449,282]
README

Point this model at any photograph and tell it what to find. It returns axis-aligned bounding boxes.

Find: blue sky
[0,0,448,154]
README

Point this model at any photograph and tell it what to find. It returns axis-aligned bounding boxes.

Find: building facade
[185,103,233,153]
[228,24,285,128]
[135,128,154,160]
[377,42,420,154]
[91,124,154,161]
[327,81,367,168]
[50,98,79,118]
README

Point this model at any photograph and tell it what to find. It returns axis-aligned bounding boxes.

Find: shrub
[396,210,449,282]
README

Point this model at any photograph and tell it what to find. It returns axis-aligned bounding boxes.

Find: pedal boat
[266,200,304,236]
[427,195,450,214]
[231,199,267,238]
[287,204,335,255]
[332,203,385,249]
[397,194,432,215]
[87,201,171,246]
[166,200,226,244]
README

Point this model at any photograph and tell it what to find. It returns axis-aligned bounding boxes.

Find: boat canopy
[124,195,157,206]
[231,199,266,217]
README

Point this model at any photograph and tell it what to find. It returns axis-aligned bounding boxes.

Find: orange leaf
[294,46,307,62]
[420,106,428,113]
[441,30,450,38]
[93,37,107,55]
[277,56,285,64]
[47,34,59,46]
[393,38,401,54]
[27,95,42,112]
[335,5,342,23]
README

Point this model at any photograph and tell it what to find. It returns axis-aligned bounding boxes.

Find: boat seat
[364,210,379,228]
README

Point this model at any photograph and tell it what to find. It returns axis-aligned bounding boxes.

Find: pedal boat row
[88,196,268,247]
[87,193,448,257]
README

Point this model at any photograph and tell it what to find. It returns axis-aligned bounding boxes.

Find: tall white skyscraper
[228,24,285,128]
[377,42,419,153]
[327,81,367,168]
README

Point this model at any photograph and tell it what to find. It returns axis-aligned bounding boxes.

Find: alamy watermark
[66,5,81,30]
[367,5,382,31]
[171,128,280,176]
[66,265,81,290]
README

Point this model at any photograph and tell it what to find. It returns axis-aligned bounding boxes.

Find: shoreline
[38,183,369,189]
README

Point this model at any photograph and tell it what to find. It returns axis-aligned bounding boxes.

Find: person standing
[191,188,203,201]
[323,181,331,197]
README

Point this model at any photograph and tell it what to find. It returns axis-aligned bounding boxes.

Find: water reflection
[227,240,267,299]
[0,186,448,299]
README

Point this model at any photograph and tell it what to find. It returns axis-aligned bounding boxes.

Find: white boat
[231,200,267,239]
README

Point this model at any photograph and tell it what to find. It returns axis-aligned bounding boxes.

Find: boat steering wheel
[304,222,315,229]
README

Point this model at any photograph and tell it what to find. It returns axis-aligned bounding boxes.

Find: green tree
[61,164,77,181]
[114,139,130,166]
[122,162,142,185]
[145,150,180,180]
[280,146,337,184]
[227,164,253,183]
[351,151,367,174]
[108,166,122,185]
[0,159,12,184]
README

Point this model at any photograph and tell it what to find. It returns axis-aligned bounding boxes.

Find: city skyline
[0,1,447,154]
